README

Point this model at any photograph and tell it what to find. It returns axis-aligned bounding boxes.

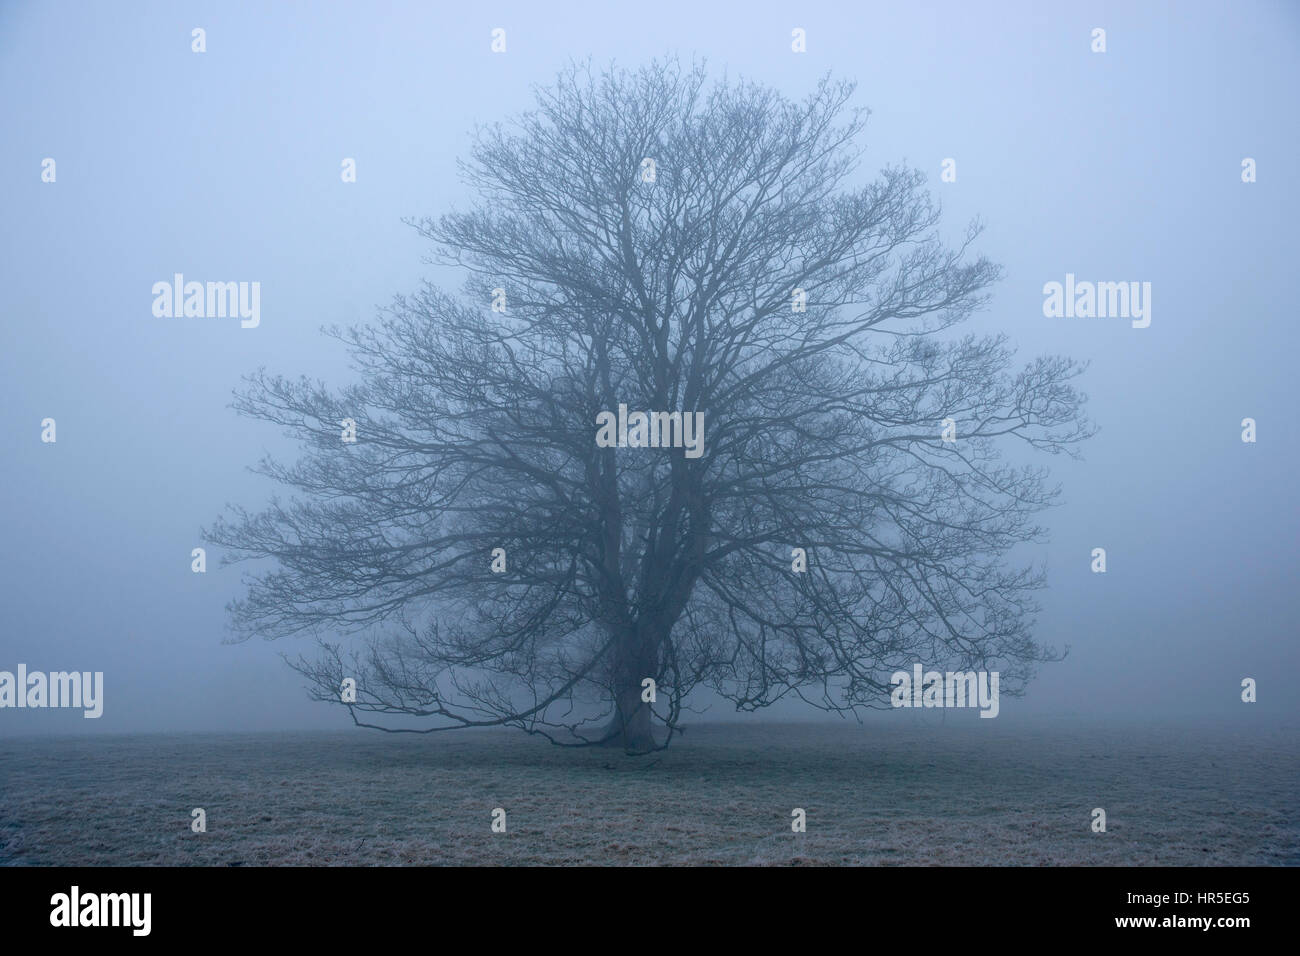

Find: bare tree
[206,58,1092,754]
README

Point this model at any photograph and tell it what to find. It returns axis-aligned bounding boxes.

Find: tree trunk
[600,686,660,754]
[598,619,659,752]
[600,682,657,753]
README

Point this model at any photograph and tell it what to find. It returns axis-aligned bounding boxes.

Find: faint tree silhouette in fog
[207,59,1092,753]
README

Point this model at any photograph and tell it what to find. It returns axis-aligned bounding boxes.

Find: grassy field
[1,720,1295,866]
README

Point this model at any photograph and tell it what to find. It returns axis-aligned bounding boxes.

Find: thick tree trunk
[599,620,659,752]
[600,682,656,753]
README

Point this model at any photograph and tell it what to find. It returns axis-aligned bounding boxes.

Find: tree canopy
[207,58,1092,753]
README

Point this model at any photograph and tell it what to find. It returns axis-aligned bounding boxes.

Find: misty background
[2,0,1297,734]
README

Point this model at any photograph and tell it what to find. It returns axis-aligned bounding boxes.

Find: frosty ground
[1,720,1295,866]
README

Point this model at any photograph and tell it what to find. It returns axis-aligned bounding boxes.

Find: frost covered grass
[1,720,1295,866]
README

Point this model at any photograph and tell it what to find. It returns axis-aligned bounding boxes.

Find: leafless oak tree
[206,58,1092,753]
